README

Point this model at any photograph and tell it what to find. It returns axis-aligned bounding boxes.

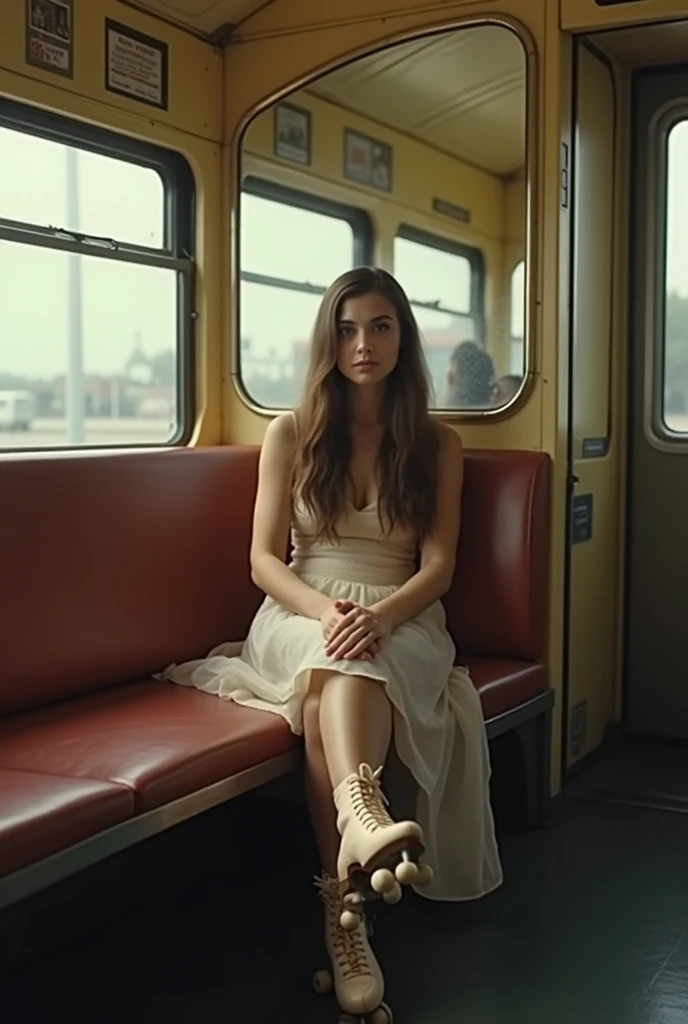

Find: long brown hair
[294,267,439,541]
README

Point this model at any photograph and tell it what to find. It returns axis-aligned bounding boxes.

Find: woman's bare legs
[304,671,393,874]
[303,670,428,916]
[302,672,394,879]
[305,675,395,1019]
[318,673,393,788]
[302,690,339,877]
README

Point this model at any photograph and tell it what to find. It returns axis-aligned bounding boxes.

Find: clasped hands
[320,600,391,662]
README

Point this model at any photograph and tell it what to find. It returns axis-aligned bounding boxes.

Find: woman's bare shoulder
[263,412,298,452]
[434,421,463,459]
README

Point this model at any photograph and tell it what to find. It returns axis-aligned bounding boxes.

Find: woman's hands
[319,600,391,661]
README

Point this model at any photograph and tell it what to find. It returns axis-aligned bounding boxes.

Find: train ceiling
[593,21,688,66]
[308,28,526,178]
[117,0,273,37]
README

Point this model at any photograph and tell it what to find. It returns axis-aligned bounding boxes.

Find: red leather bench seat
[0,444,549,883]
[0,447,298,881]
[0,769,133,877]
[448,449,549,717]
[0,682,297,814]
[462,658,546,721]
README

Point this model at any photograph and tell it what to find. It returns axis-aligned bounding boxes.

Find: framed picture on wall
[26,0,74,78]
[344,129,392,193]
[274,103,311,165]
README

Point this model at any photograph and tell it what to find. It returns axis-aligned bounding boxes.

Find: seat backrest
[445,450,550,661]
[0,447,263,716]
[0,445,549,717]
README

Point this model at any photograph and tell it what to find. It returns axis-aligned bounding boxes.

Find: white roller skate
[333,763,434,930]
[313,874,394,1024]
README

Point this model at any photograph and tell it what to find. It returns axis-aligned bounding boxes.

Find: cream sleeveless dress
[160,499,503,902]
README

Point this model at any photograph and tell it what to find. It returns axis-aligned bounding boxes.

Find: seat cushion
[0,681,299,813]
[0,768,134,877]
[463,657,547,721]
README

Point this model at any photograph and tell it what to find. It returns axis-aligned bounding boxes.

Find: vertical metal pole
[111,375,120,418]
[65,146,84,444]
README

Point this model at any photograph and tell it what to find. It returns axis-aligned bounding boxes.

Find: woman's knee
[321,672,390,705]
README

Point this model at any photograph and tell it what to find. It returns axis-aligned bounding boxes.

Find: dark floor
[2,744,688,1024]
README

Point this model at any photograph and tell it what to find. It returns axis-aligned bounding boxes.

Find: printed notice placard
[105,19,169,110]
[26,0,74,78]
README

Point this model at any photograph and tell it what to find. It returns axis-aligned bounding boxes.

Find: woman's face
[335,291,401,387]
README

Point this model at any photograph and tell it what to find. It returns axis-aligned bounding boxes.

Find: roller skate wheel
[415,863,434,887]
[369,1003,394,1023]
[340,909,360,931]
[395,859,419,885]
[343,891,364,908]
[313,969,332,995]
[383,880,402,905]
[370,868,396,894]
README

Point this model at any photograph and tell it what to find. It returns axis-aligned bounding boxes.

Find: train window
[510,261,526,374]
[0,101,194,451]
[0,128,165,249]
[393,228,486,408]
[662,119,688,435]
[239,178,372,409]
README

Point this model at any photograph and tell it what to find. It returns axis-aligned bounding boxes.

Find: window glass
[510,260,525,375]
[393,232,483,407]
[0,115,190,450]
[0,126,164,248]
[663,120,688,434]
[393,235,471,313]
[241,192,354,288]
[0,241,177,445]
[239,188,358,409]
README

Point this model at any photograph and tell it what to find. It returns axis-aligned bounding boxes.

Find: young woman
[162,267,502,1022]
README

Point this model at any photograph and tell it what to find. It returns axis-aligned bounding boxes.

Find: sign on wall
[26,0,74,79]
[344,129,393,193]
[274,103,311,166]
[432,197,471,225]
[105,19,169,110]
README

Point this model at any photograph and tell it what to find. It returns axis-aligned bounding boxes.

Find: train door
[564,42,618,773]
[626,68,688,738]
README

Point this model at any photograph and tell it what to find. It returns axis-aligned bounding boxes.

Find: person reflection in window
[445,341,495,408]
[492,374,521,406]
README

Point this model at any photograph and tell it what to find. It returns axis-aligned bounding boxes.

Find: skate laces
[315,875,372,980]
[348,763,393,831]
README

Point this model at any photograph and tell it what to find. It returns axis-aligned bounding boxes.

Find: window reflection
[239,185,359,409]
[663,120,688,434]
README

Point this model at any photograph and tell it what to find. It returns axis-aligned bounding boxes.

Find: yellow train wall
[1,0,640,794]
